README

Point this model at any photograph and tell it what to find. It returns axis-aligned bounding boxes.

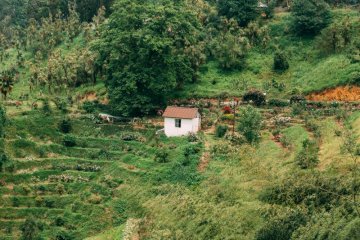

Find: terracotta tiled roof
[163,106,199,119]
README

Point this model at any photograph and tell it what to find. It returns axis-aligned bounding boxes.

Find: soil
[307,85,360,102]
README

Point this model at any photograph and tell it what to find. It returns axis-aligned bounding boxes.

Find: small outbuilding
[162,106,201,137]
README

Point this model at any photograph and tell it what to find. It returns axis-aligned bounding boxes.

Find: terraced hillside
[0,100,359,239]
[0,106,203,239]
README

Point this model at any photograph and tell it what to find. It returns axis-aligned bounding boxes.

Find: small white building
[162,106,201,137]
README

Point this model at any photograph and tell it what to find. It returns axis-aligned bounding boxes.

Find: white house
[162,106,201,137]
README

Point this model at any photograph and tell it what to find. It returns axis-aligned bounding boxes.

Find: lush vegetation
[0,0,359,239]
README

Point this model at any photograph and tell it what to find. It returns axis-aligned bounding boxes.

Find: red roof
[163,106,199,119]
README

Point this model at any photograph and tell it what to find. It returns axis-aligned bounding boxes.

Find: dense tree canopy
[291,0,332,35]
[217,0,259,27]
[94,0,205,116]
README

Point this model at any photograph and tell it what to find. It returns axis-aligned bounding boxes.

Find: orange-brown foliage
[307,86,360,102]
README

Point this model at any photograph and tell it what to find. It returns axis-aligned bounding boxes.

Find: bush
[255,209,307,240]
[82,101,97,113]
[183,145,201,160]
[154,148,169,163]
[296,139,319,169]
[187,133,199,142]
[215,125,228,138]
[20,218,39,240]
[291,0,332,36]
[243,90,266,106]
[290,95,306,104]
[237,106,262,144]
[62,135,76,147]
[0,105,6,137]
[55,230,74,240]
[42,100,52,115]
[59,119,72,133]
[273,51,289,72]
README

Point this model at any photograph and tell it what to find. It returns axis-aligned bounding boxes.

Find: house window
[175,119,182,128]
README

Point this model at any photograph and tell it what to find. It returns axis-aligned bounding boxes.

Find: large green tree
[217,0,259,27]
[94,0,204,116]
[291,0,332,36]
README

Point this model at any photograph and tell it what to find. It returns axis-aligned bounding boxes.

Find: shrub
[223,106,232,114]
[221,114,235,121]
[183,145,201,163]
[0,105,6,137]
[291,0,332,36]
[296,139,319,169]
[0,152,8,172]
[12,196,20,207]
[224,132,246,145]
[54,217,65,227]
[44,199,55,208]
[243,90,266,106]
[42,100,52,115]
[237,106,262,144]
[215,125,228,138]
[20,218,38,240]
[82,101,97,113]
[154,148,169,163]
[273,51,289,72]
[55,230,74,240]
[120,132,145,142]
[62,135,76,147]
[290,95,306,104]
[187,133,199,142]
[59,119,72,133]
[255,209,307,240]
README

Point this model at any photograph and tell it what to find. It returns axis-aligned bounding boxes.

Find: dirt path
[198,128,215,172]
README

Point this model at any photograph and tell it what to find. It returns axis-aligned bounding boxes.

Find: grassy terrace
[0,106,204,239]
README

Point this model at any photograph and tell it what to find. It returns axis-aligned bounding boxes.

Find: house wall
[164,117,200,137]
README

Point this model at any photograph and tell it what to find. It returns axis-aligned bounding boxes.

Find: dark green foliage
[183,145,201,165]
[63,135,76,147]
[243,90,266,106]
[217,0,259,27]
[55,230,74,240]
[42,100,52,115]
[154,148,169,163]
[214,32,249,71]
[237,106,262,144]
[263,0,276,19]
[292,206,360,240]
[187,133,199,143]
[0,105,6,137]
[20,218,38,240]
[59,119,72,134]
[259,173,350,207]
[0,151,8,172]
[290,95,306,104]
[255,209,307,240]
[273,51,289,72]
[82,101,97,113]
[215,125,228,138]
[296,139,319,169]
[291,0,332,36]
[268,99,289,107]
[94,0,204,116]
